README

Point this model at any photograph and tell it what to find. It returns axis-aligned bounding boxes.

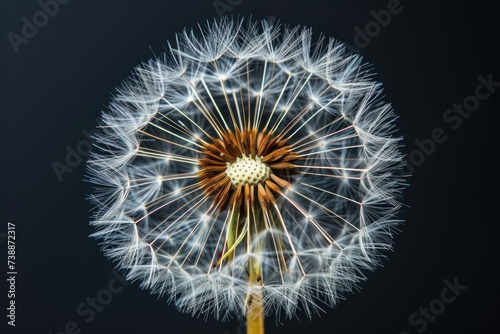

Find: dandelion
[87,17,405,333]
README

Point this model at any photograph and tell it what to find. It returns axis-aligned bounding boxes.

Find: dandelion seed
[87,17,406,334]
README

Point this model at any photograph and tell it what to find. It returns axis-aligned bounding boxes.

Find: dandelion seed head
[86,17,406,321]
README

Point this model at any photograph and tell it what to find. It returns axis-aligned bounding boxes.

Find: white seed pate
[226,154,271,187]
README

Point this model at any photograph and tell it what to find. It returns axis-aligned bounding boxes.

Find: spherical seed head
[226,155,270,187]
[87,17,407,323]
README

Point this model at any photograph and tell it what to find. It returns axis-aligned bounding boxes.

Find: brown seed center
[197,128,299,211]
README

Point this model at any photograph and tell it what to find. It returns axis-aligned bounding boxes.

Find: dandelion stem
[246,257,265,334]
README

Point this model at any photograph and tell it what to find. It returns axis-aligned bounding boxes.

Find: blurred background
[1,0,499,333]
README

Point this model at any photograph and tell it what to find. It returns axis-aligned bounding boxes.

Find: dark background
[1,0,499,333]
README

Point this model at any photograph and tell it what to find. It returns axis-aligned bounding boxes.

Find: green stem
[246,257,264,334]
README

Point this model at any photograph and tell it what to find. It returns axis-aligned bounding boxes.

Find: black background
[1,0,499,333]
